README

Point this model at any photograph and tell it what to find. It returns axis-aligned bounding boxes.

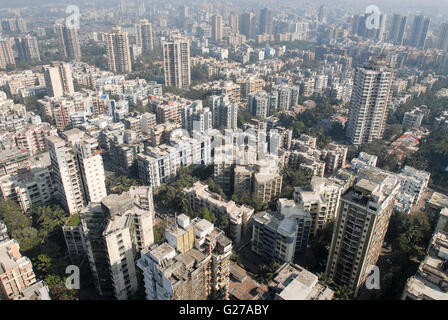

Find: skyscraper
[389,14,407,45]
[46,129,107,214]
[15,35,40,62]
[162,38,191,88]
[346,56,395,145]
[229,13,239,33]
[105,26,132,73]
[56,24,82,60]
[239,12,256,39]
[318,5,327,24]
[0,38,15,69]
[438,22,448,51]
[211,14,223,42]
[135,19,154,51]
[259,8,273,35]
[408,15,431,49]
[326,167,401,297]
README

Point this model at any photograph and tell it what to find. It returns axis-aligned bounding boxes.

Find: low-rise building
[184,181,254,244]
[267,263,334,300]
[0,238,50,300]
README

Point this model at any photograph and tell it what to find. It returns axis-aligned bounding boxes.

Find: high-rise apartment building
[259,8,273,35]
[43,62,75,97]
[208,94,238,129]
[438,23,448,51]
[105,26,132,74]
[0,38,15,69]
[80,191,154,299]
[211,14,223,42]
[162,39,191,88]
[46,129,107,214]
[135,19,154,51]
[248,91,269,120]
[389,14,407,45]
[229,13,239,33]
[326,167,401,297]
[15,35,40,62]
[56,24,82,60]
[137,216,232,300]
[239,12,256,39]
[346,56,395,145]
[408,15,431,49]
[318,5,328,24]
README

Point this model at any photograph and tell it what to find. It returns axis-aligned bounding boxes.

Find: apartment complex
[346,55,395,145]
[326,167,400,296]
[43,62,75,98]
[105,26,133,74]
[163,39,191,88]
[251,211,297,263]
[211,14,223,42]
[0,239,50,300]
[293,176,342,236]
[0,38,15,69]
[56,24,82,60]
[184,181,254,244]
[15,35,40,63]
[137,215,232,300]
[137,136,212,188]
[80,190,154,299]
[14,124,57,156]
[0,166,53,212]
[208,94,238,130]
[135,19,154,51]
[46,129,107,214]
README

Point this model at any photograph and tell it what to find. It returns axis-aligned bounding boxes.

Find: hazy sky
[0,0,447,13]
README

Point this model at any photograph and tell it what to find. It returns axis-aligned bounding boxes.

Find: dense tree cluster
[0,200,78,300]
[406,127,448,187]
[378,210,436,299]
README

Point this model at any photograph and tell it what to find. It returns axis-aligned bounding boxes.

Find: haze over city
[0,0,446,309]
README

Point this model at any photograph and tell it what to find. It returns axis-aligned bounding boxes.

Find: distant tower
[105,26,132,73]
[318,5,327,24]
[56,24,82,60]
[259,8,273,35]
[211,14,223,42]
[408,15,431,49]
[135,19,154,51]
[162,38,191,88]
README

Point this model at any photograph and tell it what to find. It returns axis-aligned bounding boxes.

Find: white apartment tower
[346,55,395,145]
[46,129,107,214]
[211,14,223,42]
[135,20,154,51]
[163,39,191,88]
[293,176,342,237]
[105,26,133,74]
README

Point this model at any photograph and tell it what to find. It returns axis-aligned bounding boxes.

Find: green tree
[44,275,78,300]
[333,285,352,300]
